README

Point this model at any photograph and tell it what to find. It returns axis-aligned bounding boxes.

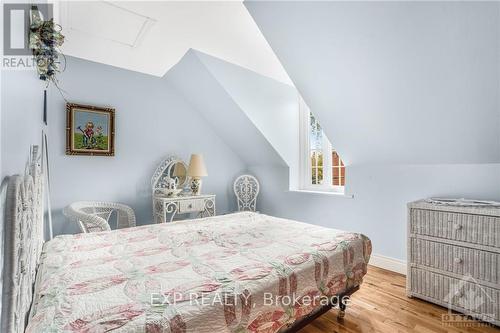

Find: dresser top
[408,199,500,217]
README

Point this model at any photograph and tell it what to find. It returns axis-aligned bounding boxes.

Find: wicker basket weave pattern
[407,200,500,326]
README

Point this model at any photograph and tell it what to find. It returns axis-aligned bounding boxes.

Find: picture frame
[66,103,115,156]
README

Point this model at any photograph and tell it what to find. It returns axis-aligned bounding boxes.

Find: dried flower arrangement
[29,7,65,85]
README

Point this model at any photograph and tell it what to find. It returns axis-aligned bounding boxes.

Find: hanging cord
[42,131,53,240]
[45,52,69,103]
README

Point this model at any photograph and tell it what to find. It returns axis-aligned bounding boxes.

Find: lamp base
[190,178,202,195]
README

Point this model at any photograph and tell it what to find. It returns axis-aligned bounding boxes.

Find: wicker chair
[233,175,260,212]
[63,201,136,233]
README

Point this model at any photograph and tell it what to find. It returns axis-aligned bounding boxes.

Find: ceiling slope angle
[55,1,292,84]
[245,1,500,165]
[163,49,289,168]
[194,51,299,169]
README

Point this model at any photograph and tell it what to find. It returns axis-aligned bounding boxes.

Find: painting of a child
[66,103,115,156]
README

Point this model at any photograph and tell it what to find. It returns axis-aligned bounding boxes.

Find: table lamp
[187,154,207,195]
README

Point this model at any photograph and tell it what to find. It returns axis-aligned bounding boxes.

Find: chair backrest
[233,175,260,212]
[63,201,136,233]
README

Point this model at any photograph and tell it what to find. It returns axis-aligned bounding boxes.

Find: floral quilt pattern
[27,212,371,333]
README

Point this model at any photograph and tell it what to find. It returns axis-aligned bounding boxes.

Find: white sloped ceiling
[56,1,292,84]
[245,1,500,165]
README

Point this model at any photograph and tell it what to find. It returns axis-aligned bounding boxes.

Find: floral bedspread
[27,212,371,333]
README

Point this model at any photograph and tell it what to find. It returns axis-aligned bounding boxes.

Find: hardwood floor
[299,266,500,333]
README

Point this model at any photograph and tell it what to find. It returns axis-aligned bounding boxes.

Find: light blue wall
[240,1,500,260]
[2,57,246,236]
[193,51,301,188]
[249,164,500,260]
[168,50,500,261]
[1,0,48,182]
[2,1,500,263]
[1,70,45,180]
[195,51,299,168]
[163,50,500,261]
[48,57,246,235]
[166,50,287,167]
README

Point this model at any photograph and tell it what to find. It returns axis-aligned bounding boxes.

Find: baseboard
[369,253,407,275]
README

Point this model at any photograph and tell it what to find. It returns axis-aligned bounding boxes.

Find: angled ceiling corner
[163,49,288,168]
[191,50,299,168]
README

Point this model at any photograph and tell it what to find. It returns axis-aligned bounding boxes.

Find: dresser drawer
[410,238,500,285]
[410,209,500,247]
[178,199,205,213]
[409,268,500,323]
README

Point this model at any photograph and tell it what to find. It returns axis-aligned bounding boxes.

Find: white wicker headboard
[1,146,44,333]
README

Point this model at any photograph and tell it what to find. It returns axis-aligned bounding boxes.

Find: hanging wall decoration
[28,6,66,240]
[29,6,66,125]
[29,7,65,85]
[66,103,116,156]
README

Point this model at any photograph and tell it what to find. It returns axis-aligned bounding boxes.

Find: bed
[1,149,371,333]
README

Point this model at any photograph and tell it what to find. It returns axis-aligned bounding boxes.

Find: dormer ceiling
[246,1,500,164]
[55,1,292,85]
[164,50,292,168]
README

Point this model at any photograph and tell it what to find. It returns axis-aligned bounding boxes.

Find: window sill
[288,189,354,198]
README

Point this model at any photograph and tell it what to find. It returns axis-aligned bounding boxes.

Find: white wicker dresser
[407,199,500,326]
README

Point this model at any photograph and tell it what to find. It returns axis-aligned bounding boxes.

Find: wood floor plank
[298,266,500,333]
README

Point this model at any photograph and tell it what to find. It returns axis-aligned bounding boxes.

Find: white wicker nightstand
[153,194,215,223]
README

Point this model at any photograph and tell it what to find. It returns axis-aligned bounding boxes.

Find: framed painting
[66,103,115,156]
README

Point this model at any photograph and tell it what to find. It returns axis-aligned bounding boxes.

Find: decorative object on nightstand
[156,176,182,197]
[234,174,260,212]
[173,162,187,186]
[63,201,136,233]
[152,155,215,222]
[152,155,188,197]
[407,198,500,326]
[187,154,207,195]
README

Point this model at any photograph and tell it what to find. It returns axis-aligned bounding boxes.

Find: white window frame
[299,99,344,193]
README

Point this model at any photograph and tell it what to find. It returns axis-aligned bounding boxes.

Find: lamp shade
[187,154,208,177]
